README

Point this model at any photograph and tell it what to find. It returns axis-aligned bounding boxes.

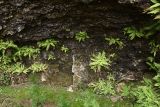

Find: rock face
[72,54,88,89]
[0,0,149,41]
[0,0,152,85]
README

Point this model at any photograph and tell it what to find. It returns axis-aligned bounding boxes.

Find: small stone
[110,96,122,102]
[67,85,74,92]
[41,73,47,82]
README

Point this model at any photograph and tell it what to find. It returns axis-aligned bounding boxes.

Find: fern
[132,78,160,107]
[147,0,160,20]
[61,45,69,53]
[149,41,160,57]
[89,51,113,72]
[89,74,115,95]
[124,27,144,40]
[105,37,124,48]
[75,31,89,42]
[37,39,58,51]
[14,46,40,60]
[29,62,48,73]
[0,40,17,56]
[8,63,29,74]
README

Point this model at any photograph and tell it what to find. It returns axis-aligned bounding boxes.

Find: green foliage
[105,37,124,48]
[124,27,144,40]
[8,62,28,74]
[153,74,160,88]
[75,31,89,42]
[37,39,58,51]
[149,41,160,57]
[47,53,55,61]
[0,40,17,56]
[29,84,47,107]
[89,51,114,72]
[0,55,12,65]
[89,74,115,95]
[29,62,48,73]
[61,45,69,53]
[120,84,131,97]
[147,0,160,20]
[146,56,160,72]
[14,46,40,60]
[0,72,11,86]
[131,78,160,107]
[81,91,100,107]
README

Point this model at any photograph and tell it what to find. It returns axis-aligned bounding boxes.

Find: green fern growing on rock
[61,45,69,53]
[14,46,40,60]
[105,37,124,48]
[37,39,58,51]
[29,62,48,73]
[75,31,89,42]
[124,27,144,40]
[89,51,114,72]
[9,62,29,74]
[0,40,18,56]
[147,0,160,20]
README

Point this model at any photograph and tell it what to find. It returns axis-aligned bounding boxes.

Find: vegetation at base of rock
[89,74,115,95]
[0,85,132,107]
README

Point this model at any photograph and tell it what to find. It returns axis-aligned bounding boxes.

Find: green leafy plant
[89,74,115,95]
[147,0,160,20]
[0,72,11,86]
[8,62,29,74]
[37,39,58,51]
[61,45,69,53]
[81,91,100,107]
[47,53,55,61]
[14,46,40,60]
[89,51,114,72]
[75,31,89,42]
[0,40,17,56]
[29,62,48,73]
[153,74,160,88]
[149,41,160,57]
[146,56,160,72]
[120,84,131,97]
[105,37,124,48]
[29,84,47,107]
[0,55,12,65]
[124,27,144,40]
[131,78,160,107]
